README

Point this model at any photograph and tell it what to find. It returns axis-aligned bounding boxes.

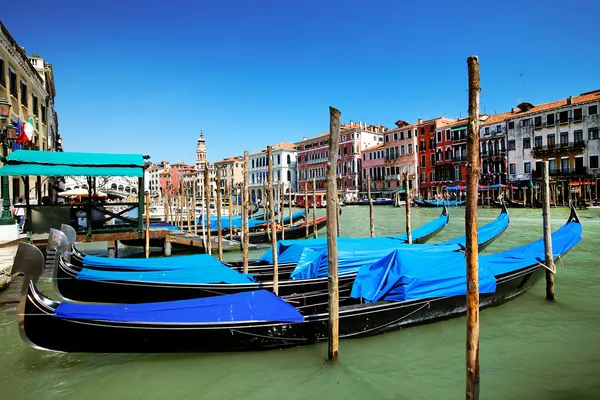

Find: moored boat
[14,207,581,353]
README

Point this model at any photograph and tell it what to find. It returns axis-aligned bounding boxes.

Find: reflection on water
[1,206,599,399]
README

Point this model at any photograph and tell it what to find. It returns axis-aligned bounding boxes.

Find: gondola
[414,199,465,207]
[229,216,327,244]
[14,207,581,353]
[49,206,507,304]
[357,198,395,206]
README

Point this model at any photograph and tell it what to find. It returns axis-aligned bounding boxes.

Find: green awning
[450,126,467,132]
[0,150,144,177]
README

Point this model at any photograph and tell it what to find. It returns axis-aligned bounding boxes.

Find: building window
[408,144,413,154]
[590,155,599,169]
[484,127,490,135]
[421,155,426,167]
[287,154,291,164]
[523,137,531,149]
[548,134,556,146]
[430,171,435,182]
[573,108,583,121]
[589,128,599,140]
[534,136,542,148]
[558,111,569,123]
[574,130,584,143]
[420,127,425,135]
[560,132,568,145]
[407,130,412,139]
[437,131,442,142]
[20,81,28,107]
[445,129,450,141]
[385,135,389,143]
[496,125,502,133]
[508,121,515,130]
[393,132,398,141]
[509,163,516,174]
[362,154,365,161]
[522,118,532,127]
[32,93,38,116]
[524,162,531,173]
[546,113,555,125]
[41,104,47,124]
[561,158,569,171]
[430,153,435,166]
[400,131,404,140]
[508,140,515,150]
[287,170,291,181]
[400,145,405,155]
[9,69,17,97]
[589,105,598,115]
[0,57,5,87]
[534,116,542,127]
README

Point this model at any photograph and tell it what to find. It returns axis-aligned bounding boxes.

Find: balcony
[452,155,467,163]
[550,167,587,177]
[530,141,586,156]
[436,157,453,165]
[385,174,402,181]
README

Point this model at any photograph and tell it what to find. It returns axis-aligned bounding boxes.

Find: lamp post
[0,98,18,225]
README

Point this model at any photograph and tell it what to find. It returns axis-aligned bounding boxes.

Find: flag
[16,118,29,144]
[23,118,34,141]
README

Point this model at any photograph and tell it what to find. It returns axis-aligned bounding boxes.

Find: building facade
[479,113,509,187]
[0,22,60,206]
[248,142,297,203]
[295,121,385,196]
[214,156,244,193]
[381,120,418,195]
[361,144,386,190]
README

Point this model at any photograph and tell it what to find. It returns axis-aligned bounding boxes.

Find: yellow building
[214,156,244,193]
[0,21,61,205]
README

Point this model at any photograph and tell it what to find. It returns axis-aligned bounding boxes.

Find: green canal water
[1,206,599,399]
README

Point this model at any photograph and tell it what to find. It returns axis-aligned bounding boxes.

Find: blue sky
[3,0,599,164]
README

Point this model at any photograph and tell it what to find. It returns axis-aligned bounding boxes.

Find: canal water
[0,205,599,399]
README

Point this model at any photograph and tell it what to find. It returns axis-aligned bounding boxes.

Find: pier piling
[145,191,150,258]
[203,164,212,255]
[404,171,412,244]
[542,161,555,300]
[216,167,223,261]
[267,146,278,295]
[367,175,374,238]
[288,184,293,229]
[312,178,317,238]
[304,183,309,238]
[466,55,481,400]
[228,184,233,240]
[242,151,250,272]
[326,106,341,360]
[280,183,285,240]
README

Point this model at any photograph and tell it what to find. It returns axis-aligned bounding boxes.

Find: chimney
[350,120,353,127]
[511,108,517,113]
[567,96,573,105]
[418,118,422,124]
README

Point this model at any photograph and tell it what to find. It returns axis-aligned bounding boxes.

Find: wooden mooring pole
[326,106,341,360]
[288,184,293,228]
[367,175,374,238]
[193,179,197,234]
[304,183,309,238]
[242,151,249,272]
[466,55,481,400]
[204,164,212,255]
[228,184,233,240]
[542,161,555,300]
[404,171,412,244]
[280,182,285,240]
[312,178,317,238]
[216,167,223,261]
[267,146,278,295]
[145,191,150,258]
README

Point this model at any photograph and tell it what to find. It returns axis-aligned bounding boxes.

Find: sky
[2,0,599,164]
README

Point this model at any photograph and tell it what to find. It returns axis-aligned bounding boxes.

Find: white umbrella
[58,188,108,198]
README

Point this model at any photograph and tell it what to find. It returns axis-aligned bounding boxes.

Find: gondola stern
[568,203,580,224]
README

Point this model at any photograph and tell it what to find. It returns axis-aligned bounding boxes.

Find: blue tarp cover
[351,219,582,302]
[288,209,507,279]
[55,289,304,323]
[82,253,224,271]
[350,250,497,302]
[76,262,256,284]
[258,211,448,264]
[199,210,304,230]
[422,199,465,206]
[483,221,582,276]
[144,222,180,231]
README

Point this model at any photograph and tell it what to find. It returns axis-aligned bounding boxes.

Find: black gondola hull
[23,264,544,353]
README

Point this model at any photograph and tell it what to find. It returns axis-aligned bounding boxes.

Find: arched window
[111,183,117,190]
[125,186,131,193]
[74,186,79,189]
[252,159,255,168]
[277,155,281,165]
[132,188,137,194]
[82,184,88,189]
[118,185,124,191]
[446,147,452,161]
[287,154,291,164]
[287,170,291,182]
[437,148,442,161]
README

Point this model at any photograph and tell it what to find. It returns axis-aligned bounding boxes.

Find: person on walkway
[13,198,25,232]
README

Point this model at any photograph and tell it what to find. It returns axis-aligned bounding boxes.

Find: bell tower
[196,132,207,169]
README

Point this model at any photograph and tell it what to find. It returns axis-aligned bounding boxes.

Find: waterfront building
[0,22,61,204]
[433,118,469,190]
[381,120,418,196]
[248,142,297,203]
[479,112,509,187]
[506,91,600,194]
[296,121,385,200]
[144,163,167,199]
[214,156,244,193]
[361,144,386,191]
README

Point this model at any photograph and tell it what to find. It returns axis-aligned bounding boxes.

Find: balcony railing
[531,141,586,154]
[452,155,467,163]
[385,174,402,181]
[436,158,453,164]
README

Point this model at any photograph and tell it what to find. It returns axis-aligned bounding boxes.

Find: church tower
[195,132,207,169]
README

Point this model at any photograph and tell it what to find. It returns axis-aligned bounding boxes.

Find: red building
[433,119,469,192]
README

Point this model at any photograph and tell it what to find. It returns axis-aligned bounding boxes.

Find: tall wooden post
[326,106,341,360]
[203,165,212,255]
[404,171,412,244]
[522,188,527,207]
[193,179,197,234]
[242,151,250,273]
[145,191,150,258]
[288,184,293,228]
[216,168,223,261]
[186,182,191,231]
[542,161,555,300]
[465,55,481,400]
[336,194,341,237]
[263,182,268,222]
[267,146,278,295]
[228,184,233,239]
[304,183,309,238]
[163,192,169,223]
[280,182,285,240]
[367,175,374,238]
[312,178,317,238]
